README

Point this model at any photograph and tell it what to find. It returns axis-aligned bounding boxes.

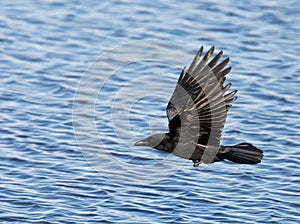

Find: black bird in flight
[134,46,263,167]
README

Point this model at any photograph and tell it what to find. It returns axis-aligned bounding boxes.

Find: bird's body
[134,46,263,167]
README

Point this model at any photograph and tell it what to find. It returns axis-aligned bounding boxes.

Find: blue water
[1,0,300,223]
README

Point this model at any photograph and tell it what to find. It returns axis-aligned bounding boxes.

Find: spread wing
[166,46,237,147]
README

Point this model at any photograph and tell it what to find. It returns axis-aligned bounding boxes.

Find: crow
[134,46,263,167]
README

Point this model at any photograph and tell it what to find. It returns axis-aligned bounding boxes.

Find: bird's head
[134,133,167,148]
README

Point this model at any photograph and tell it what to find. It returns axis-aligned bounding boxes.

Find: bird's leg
[193,160,201,167]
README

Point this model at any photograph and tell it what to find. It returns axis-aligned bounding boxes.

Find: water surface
[1,0,300,223]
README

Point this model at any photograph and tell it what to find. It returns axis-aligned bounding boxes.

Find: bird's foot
[193,161,201,167]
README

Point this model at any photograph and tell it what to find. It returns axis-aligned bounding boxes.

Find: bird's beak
[134,139,148,146]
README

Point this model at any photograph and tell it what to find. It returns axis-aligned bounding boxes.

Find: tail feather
[222,143,263,164]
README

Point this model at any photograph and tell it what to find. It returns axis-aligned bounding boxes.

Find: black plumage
[134,46,263,167]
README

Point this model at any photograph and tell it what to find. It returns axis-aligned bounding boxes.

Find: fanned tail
[221,143,263,164]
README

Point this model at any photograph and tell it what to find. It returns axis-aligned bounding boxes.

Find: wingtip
[218,50,223,57]
[198,46,204,55]
[225,96,238,104]
[222,82,232,92]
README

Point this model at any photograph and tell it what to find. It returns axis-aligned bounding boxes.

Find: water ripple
[1,0,300,223]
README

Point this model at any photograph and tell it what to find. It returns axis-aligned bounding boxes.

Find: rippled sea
[1,0,300,223]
